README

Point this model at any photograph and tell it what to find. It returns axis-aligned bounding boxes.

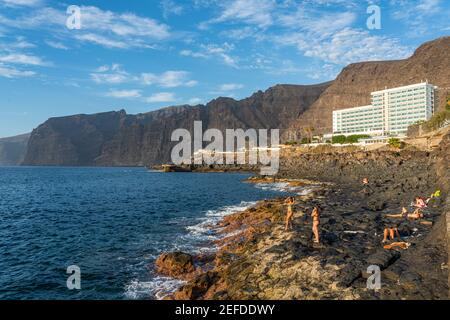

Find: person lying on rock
[284,196,295,231]
[382,227,401,243]
[385,207,409,219]
[386,207,424,220]
[413,196,427,209]
[311,206,320,243]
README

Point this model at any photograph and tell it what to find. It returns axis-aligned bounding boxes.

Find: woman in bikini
[284,196,295,231]
[311,206,320,243]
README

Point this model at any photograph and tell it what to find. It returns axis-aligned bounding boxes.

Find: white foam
[254,182,318,195]
[124,277,186,300]
[184,201,258,248]
[254,182,290,192]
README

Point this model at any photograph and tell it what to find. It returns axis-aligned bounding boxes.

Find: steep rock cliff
[23,83,330,166]
[288,36,450,136]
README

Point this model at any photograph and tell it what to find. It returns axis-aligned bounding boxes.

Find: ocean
[0,167,291,300]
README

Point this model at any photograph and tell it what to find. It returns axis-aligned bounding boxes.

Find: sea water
[0,167,290,300]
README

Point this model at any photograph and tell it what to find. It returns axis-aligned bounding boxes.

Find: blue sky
[0,0,449,137]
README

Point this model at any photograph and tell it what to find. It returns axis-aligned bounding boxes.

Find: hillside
[287,36,450,136]
[23,83,330,166]
[22,36,450,166]
[0,133,30,166]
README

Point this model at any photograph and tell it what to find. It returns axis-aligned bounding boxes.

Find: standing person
[361,177,374,195]
[284,197,295,231]
[311,206,321,243]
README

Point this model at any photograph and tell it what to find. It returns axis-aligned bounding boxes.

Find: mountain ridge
[287,36,450,136]
[23,82,331,166]
[21,36,450,166]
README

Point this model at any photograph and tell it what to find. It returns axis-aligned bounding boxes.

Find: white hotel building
[332,82,438,137]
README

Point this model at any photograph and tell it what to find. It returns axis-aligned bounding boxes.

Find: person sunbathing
[386,207,424,220]
[414,196,427,209]
[386,207,409,218]
[382,227,401,243]
[311,206,320,243]
[284,196,295,231]
[408,209,424,220]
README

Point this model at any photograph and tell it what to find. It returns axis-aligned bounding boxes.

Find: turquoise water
[0,167,289,300]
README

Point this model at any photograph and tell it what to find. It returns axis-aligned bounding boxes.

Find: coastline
[153,132,450,300]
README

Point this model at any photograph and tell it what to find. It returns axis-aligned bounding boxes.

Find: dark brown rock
[155,252,195,278]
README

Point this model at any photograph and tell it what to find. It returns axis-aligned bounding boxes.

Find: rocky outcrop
[0,133,30,165]
[155,252,195,278]
[287,36,450,136]
[23,83,330,166]
[162,132,449,300]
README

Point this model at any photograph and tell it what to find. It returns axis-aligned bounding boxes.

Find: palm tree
[303,126,315,143]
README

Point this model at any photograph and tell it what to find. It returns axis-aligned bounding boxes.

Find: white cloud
[45,40,68,50]
[180,43,238,68]
[106,89,141,99]
[279,28,411,65]
[0,5,171,49]
[161,0,184,18]
[0,53,48,66]
[91,65,198,88]
[74,33,128,49]
[278,10,356,37]
[91,64,129,84]
[219,83,243,91]
[141,71,198,88]
[203,0,275,28]
[390,0,445,36]
[0,62,35,78]
[0,0,41,7]
[145,92,176,103]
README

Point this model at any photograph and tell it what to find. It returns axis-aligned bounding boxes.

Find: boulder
[155,252,195,278]
[173,272,219,300]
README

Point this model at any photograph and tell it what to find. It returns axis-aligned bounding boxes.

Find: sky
[0,0,449,137]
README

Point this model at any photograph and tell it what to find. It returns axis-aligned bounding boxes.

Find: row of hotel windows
[337,112,383,119]
[336,105,427,120]
[337,119,383,124]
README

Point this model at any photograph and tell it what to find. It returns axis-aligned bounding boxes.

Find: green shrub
[284,141,298,146]
[331,134,370,144]
[345,134,371,143]
[332,135,346,144]
[388,138,402,148]
[300,137,309,144]
[423,110,450,131]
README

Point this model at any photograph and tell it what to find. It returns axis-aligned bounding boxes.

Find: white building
[332,82,438,136]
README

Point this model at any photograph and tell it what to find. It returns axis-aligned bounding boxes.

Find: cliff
[0,133,30,166]
[23,83,330,166]
[23,37,450,166]
[287,36,450,136]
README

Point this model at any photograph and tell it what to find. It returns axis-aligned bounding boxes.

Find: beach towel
[383,242,411,250]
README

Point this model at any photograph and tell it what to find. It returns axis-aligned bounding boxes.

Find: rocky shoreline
[154,132,450,300]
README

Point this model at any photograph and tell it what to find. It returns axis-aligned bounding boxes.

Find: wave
[254,182,317,195]
[184,201,258,249]
[124,277,186,300]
